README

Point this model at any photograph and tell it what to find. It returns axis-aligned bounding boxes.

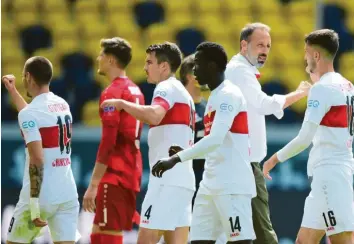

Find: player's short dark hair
[196,42,228,72]
[146,42,182,73]
[24,56,53,86]
[305,29,339,59]
[179,54,195,86]
[240,22,271,43]
[100,37,132,69]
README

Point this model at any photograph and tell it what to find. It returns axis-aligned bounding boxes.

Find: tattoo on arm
[29,164,44,198]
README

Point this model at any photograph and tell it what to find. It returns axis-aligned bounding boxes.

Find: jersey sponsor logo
[21,120,36,129]
[220,103,233,112]
[308,100,320,108]
[155,90,167,97]
[103,106,115,113]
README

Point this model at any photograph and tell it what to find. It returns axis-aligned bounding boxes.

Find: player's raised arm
[263,84,328,179]
[2,74,28,111]
[18,109,47,227]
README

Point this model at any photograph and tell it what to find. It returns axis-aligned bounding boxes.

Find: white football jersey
[18,92,78,204]
[305,72,354,176]
[199,80,256,197]
[148,77,195,190]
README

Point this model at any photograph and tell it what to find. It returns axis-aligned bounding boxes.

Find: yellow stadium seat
[255,0,283,14]
[2,17,17,40]
[33,48,61,77]
[168,13,195,31]
[74,0,101,13]
[54,38,81,56]
[2,39,26,64]
[345,14,354,33]
[108,13,140,40]
[290,16,315,37]
[228,15,253,32]
[224,0,251,13]
[145,23,175,44]
[194,1,221,13]
[82,100,101,127]
[126,64,146,84]
[41,0,69,12]
[289,0,315,17]
[340,52,354,82]
[47,14,78,39]
[105,0,134,12]
[83,39,102,58]
[78,15,110,39]
[164,0,193,13]
[12,0,39,12]
[14,11,41,29]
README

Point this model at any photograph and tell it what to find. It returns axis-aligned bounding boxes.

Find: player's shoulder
[220,80,243,97]
[226,55,252,73]
[18,106,37,121]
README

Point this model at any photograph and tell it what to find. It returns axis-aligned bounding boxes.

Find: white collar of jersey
[32,92,52,103]
[319,71,337,83]
[232,53,260,75]
[160,75,177,83]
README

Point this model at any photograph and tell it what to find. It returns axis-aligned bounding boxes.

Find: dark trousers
[251,162,278,244]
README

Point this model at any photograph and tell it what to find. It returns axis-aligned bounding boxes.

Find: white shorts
[191,192,255,242]
[7,199,80,243]
[140,184,194,230]
[301,165,354,236]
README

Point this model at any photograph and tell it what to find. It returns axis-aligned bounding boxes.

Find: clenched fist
[2,74,17,92]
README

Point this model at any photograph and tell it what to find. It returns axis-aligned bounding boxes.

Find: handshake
[151,145,184,178]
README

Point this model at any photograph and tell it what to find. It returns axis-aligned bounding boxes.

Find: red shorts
[94,183,137,231]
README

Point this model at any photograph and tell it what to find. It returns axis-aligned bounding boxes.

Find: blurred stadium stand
[1,0,353,124]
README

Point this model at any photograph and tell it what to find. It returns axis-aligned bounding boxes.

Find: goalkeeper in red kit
[83,37,145,244]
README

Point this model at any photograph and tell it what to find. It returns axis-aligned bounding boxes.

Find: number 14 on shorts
[229,216,241,237]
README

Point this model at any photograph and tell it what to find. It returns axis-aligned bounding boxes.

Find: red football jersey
[96,77,145,192]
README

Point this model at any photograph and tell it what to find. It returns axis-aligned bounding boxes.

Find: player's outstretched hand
[83,185,98,213]
[2,74,17,92]
[297,81,312,95]
[152,155,181,178]
[32,218,48,227]
[262,153,280,180]
[101,99,124,111]
[169,145,184,156]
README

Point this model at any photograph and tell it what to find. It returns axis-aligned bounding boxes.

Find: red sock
[101,234,123,244]
[90,233,101,244]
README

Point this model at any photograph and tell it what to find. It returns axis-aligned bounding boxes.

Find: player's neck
[318,62,335,80]
[108,69,126,82]
[32,86,50,98]
[208,73,225,91]
[158,72,174,83]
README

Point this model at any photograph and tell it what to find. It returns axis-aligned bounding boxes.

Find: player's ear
[240,40,248,52]
[314,50,320,62]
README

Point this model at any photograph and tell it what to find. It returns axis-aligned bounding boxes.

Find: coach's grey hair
[240,23,271,43]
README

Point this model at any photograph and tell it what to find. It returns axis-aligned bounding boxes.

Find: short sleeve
[151,81,175,110]
[304,85,329,125]
[18,109,41,144]
[213,89,241,129]
[99,89,121,126]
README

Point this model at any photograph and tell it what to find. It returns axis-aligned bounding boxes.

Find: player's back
[201,80,256,197]
[99,77,145,192]
[308,72,354,173]
[18,92,77,205]
[148,77,195,190]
